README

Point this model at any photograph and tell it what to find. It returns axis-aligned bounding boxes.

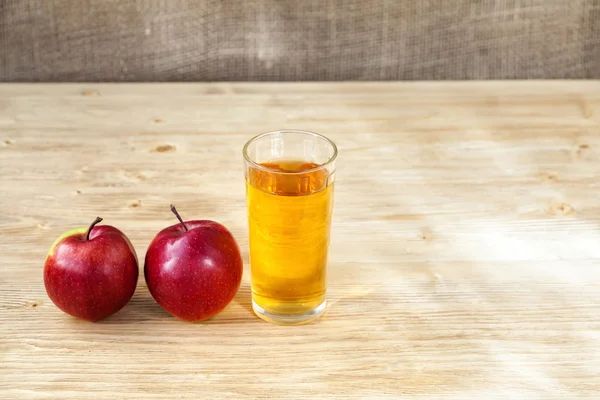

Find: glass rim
[242,129,338,175]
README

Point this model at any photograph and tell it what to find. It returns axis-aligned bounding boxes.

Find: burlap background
[1,0,599,82]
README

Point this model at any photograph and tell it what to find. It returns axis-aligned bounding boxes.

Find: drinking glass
[243,130,337,324]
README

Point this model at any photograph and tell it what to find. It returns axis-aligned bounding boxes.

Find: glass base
[252,299,327,325]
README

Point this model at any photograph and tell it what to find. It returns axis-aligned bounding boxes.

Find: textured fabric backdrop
[1,0,599,82]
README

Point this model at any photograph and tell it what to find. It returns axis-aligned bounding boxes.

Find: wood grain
[1,81,599,399]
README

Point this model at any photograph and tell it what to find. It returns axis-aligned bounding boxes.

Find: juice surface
[246,160,333,315]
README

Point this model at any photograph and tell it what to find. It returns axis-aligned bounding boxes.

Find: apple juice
[246,160,333,318]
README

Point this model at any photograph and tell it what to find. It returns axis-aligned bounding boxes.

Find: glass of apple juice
[243,130,337,324]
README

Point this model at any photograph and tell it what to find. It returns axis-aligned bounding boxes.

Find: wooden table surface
[1,82,599,399]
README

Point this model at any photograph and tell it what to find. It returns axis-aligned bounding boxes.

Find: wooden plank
[1,82,599,399]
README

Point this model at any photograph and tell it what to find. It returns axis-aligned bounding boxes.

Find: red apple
[44,217,139,322]
[144,205,243,322]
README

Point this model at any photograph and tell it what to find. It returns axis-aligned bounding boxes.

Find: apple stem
[86,217,103,241]
[170,204,188,232]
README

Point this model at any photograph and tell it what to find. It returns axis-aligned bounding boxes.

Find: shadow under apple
[99,280,256,325]
[99,284,171,324]
[205,280,258,324]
